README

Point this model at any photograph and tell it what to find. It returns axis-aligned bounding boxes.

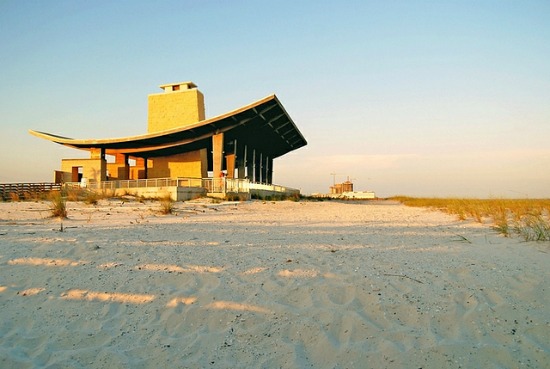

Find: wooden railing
[0,182,61,201]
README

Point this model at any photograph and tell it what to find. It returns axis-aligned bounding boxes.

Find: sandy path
[0,200,548,368]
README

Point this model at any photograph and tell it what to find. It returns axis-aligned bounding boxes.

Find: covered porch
[31,94,307,189]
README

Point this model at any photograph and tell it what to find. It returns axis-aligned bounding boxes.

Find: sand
[0,198,548,368]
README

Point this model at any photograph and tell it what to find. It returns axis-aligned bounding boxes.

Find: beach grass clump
[392,196,550,241]
[84,190,99,205]
[49,191,67,218]
[65,187,83,201]
[514,214,550,241]
[159,194,174,215]
[64,186,115,204]
[492,205,511,237]
[27,190,49,202]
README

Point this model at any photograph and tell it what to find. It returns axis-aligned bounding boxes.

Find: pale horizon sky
[1,1,549,198]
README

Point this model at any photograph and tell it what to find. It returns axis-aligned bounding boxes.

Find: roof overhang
[29,95,307,159]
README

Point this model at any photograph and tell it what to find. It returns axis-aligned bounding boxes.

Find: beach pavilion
[29,82,307,199]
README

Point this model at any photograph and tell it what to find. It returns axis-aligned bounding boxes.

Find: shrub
[84,191,99,205]
[49,191,67,218]
[159,194,174,215]
[288,193,301,202]
[225,193,247,201]
[492,210,510,237]
[66,187,81,201]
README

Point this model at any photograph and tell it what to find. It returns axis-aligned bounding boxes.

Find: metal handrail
[63,177,298,195]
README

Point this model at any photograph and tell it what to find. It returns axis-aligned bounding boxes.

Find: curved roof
[30,95,307,159]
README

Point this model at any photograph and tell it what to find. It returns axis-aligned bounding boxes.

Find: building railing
[248,182,290,193]
[64,177,299,196]
[66,177,204,191]
[201,178,250,193]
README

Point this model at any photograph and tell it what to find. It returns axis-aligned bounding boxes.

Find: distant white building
[341,191,376,199]
[325,179,376,199]
[311,190,376,199]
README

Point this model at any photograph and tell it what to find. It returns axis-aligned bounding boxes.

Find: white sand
[0,199,548,368]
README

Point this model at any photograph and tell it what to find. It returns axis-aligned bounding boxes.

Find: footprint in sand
[326,284,356,306]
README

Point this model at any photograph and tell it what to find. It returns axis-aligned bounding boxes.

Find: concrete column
[237,144,246,179]
[246,146,254,180]
[144,157,148,179]
[259,153,263,183]
[100,148,107,181]
[266,157,273,184]
[252,149,257,182]
[226,139,237,179]
[89,148,107,181]
[124,154,130,180]
[212,132,224,178]
[225,154,236,179]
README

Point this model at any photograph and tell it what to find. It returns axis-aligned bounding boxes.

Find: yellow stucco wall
[148,149,207,179]
[147,88,205,133]
[61,158,106,183]
[106,162,129,180]
[106,154,129,180]
[54,170,72,183]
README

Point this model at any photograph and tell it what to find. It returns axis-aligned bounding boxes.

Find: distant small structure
[330,180,354,195]
[313,176,376,199]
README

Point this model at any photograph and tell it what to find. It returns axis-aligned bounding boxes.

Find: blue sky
[1,0,549,197]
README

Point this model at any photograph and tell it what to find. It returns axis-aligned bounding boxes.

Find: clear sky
[1,0,549,198]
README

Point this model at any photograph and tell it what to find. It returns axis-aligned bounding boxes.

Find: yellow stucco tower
[147,82,205,133]
[145,82,208,179]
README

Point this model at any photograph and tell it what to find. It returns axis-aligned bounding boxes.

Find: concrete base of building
[66,177,300,202]
[112,186,207,201]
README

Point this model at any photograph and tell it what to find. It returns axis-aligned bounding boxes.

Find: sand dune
[0,199,548,368]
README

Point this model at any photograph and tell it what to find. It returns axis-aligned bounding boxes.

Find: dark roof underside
[30,95,307,160]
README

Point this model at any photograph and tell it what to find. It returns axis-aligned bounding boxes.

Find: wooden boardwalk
[0,183,61,201]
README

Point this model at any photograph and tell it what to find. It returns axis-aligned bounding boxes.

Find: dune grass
[391,197,550,241]
[158,194,174,215]
[49,191,67,218]
[65,187,112,204]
